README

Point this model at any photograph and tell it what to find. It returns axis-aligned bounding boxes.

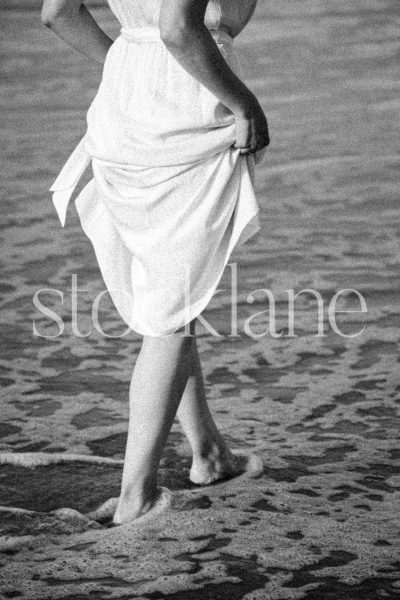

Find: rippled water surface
[1,1,400,598]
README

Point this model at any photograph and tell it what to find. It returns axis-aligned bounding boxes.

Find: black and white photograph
[1,0,400,598]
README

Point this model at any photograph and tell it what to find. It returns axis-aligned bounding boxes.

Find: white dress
[50,0,265,336]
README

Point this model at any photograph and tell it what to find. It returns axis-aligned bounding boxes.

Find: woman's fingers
[233,116,252,152]
[234,124,257,154]
[237,136,269,155]
[233,114,270,155]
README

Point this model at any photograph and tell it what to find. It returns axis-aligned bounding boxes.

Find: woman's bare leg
[113,321,195,524]
[176,331,240,485]
[113,318,246,524]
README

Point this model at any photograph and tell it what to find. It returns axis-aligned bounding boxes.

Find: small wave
[0,452,123,468]
[0,506,103,542]
[0,452,124,528]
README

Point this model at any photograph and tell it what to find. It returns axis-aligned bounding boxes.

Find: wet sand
[1,0,400,598]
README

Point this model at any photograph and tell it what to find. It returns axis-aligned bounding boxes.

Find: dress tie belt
[50,135,90,227]
[120,26,234,47]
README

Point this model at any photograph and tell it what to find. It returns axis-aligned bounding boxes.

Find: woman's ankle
[118,477,158,508]
[191,435,232,465]
[114,482,159,523]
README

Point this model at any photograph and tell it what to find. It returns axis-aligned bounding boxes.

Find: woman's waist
[119,25,234,47]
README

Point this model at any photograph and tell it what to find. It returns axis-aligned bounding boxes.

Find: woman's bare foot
[113,489,160,525]
[112,487,173,525]
[189,444,252,485]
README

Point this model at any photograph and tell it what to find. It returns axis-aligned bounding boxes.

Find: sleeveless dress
[50,0,265,336]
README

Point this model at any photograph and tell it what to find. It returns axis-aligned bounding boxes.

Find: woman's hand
[160,0,270,149]
[233,94,270,155]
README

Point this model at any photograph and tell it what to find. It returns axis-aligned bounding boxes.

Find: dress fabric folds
[50,0,265,336]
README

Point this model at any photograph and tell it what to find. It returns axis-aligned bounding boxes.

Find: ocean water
[1,1,400,598]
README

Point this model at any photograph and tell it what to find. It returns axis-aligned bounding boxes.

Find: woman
[41,0,270,525]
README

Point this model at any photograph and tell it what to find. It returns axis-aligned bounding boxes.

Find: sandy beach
[1,0,400,598]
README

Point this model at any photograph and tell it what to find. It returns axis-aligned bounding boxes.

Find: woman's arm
[41,0,113,65]
[159,0,269,154]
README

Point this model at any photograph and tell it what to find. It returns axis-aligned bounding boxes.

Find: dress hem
[116,211,261,338]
